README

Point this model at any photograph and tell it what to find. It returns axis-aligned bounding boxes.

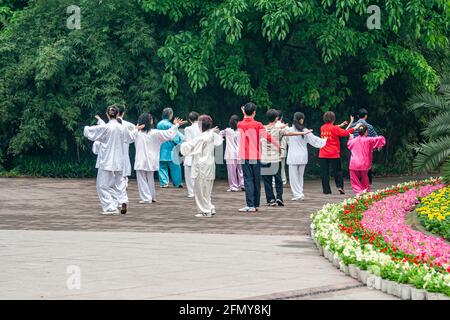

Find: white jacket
[134,125,179,172]
[286,128,326,165]
[183,122,201,167]
[120,119,135,176]
[180,130,223,180]
[84,119,134,172]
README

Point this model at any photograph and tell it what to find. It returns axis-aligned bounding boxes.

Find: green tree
[0,0,162,169]
[408,74,450,182]
[142,0,449,109]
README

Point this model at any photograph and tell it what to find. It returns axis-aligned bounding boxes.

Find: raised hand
[339,121,349,128]
[94,115,101,121]
[136,124,145,131]
[350,115,354,123]
[213,126,220,133]
[173,117,188,126]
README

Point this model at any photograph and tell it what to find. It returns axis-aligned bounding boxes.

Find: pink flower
[361,184,449,266]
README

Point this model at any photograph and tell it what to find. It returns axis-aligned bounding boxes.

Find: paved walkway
[0,176,417,299]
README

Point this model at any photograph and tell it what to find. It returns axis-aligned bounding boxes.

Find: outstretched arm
[283,128,313,137]
[180,136,202,157]
[369,136,386,150]
[84,124,109,143]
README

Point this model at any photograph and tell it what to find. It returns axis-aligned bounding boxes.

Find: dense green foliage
[409,74,450,182]
[0,0,449,177]
[0,0,161,173]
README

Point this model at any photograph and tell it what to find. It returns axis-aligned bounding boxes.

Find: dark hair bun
[107,105,118,118]
[358,124,368,135]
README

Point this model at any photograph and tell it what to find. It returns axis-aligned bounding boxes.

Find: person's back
[190,130,223,180]
[135,129,166,172]
[120,119,135,176]
[352,108,377,138]
[238,117,266,160]
[222,128,240,160]
[348,135,386,171]
[260,124,283,164]
[158,118,176,160]
[237,102,278,212]
[97,120,128,172]
[319,123,352,158]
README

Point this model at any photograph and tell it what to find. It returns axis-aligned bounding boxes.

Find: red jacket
[238,118,278,160]
[319,123,355,159]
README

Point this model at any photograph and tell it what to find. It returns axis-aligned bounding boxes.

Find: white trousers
[184,165,195,197]
[194,178,215,214]
[115,176,128,205]
[96,169,125,211]
[281,158,287,183]
[136,170,156,202]
[289,164,306,199]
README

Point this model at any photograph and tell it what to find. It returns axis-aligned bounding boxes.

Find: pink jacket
[347,135,386,171]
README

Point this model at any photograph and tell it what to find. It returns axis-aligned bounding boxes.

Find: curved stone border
[310,227,450,300]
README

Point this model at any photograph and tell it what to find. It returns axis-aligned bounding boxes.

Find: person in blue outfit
[157,107,185,188]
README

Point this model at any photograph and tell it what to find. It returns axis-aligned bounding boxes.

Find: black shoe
[323,192,332,195]
[276,199,284,206]
[120,203,127,214]
[338,188,345,195]
[177,185,184,189]
[266,199,277,206]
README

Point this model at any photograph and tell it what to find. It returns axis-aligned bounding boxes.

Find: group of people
[83,102,386,217]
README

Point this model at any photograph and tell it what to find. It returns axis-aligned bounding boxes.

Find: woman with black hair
[84,105,136,215]
[286,112,327,201]
[134,112,187,204]
[220,114,244,192]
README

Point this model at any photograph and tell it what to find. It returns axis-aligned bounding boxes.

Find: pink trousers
[350,170,370,194]
[226,160,244,191]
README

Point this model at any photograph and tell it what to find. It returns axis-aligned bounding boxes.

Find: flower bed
[311,178,450,299]
[416,186,450,240]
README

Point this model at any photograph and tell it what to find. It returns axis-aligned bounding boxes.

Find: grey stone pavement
[0,176,417,299]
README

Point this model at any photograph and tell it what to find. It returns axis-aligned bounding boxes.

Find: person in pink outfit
[220,115,244,192]
[347,125,386,194]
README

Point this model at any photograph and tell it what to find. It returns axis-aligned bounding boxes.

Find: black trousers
[261,162,283,203]
[319,158,344,194]
[242,160,261,208]
[368,169,373,184]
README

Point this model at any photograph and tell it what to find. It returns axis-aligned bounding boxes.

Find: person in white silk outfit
[287,112,327,201]
[180,115,223,218]
[84,105,137,215]
[134,113,187,204]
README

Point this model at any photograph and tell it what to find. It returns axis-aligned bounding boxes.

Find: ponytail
[357,124,368,136]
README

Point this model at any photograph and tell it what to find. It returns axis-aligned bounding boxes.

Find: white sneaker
[195,213,212,218]
[187,194,195,198]
[101,209,119,215]
[292,197,305,201]
[139,200,150,204]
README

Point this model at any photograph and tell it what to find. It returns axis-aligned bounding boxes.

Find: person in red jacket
[237,102,279,213]
[319,111,360,195]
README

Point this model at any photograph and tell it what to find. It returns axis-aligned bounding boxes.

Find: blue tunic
[157,119,184,161]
